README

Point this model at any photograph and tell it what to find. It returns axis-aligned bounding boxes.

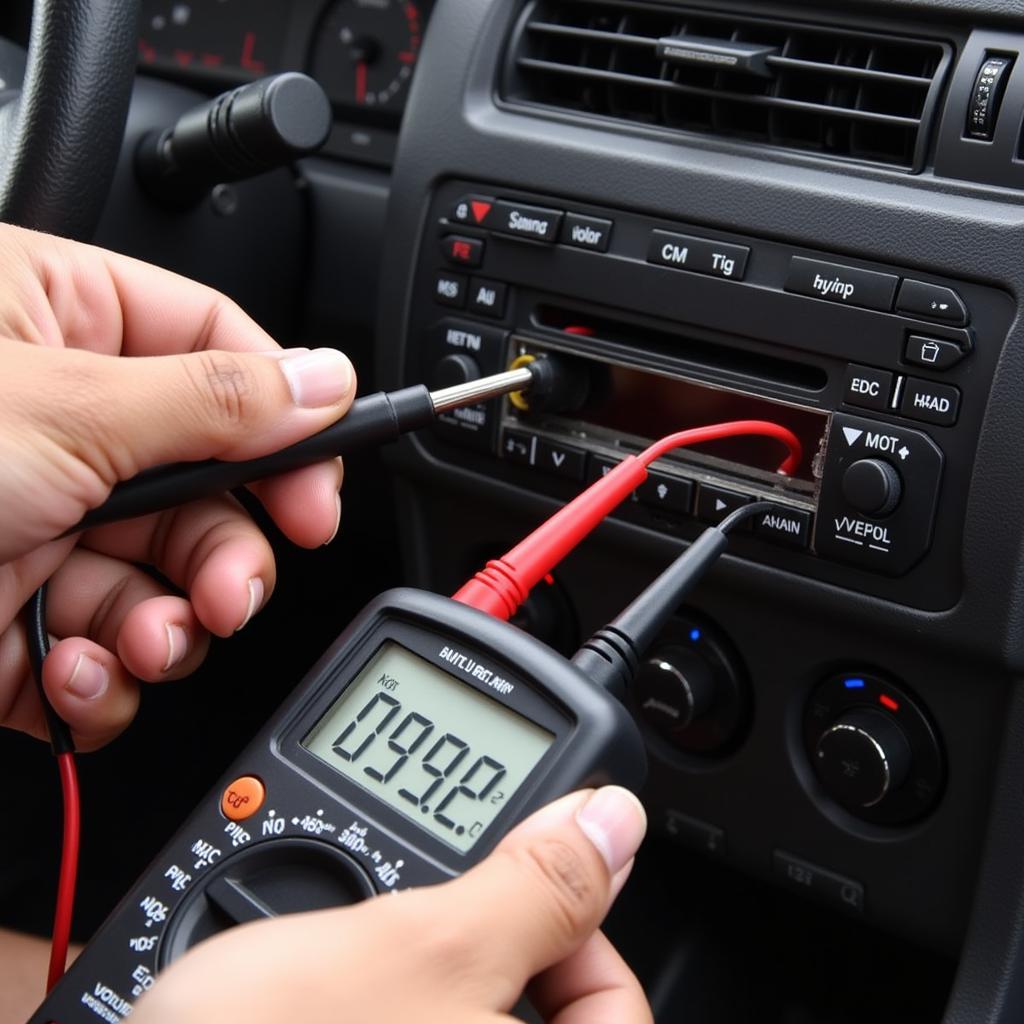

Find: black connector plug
[510,352,595,415]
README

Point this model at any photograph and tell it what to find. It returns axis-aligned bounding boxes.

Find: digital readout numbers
[331,690,506,840]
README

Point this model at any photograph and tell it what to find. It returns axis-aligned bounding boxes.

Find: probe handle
[66,385,435,536]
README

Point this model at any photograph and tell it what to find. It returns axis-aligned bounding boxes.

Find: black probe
[63,360,568,537]
[572,501,776,696]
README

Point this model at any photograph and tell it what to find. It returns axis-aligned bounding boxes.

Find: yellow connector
[507,353,536,412]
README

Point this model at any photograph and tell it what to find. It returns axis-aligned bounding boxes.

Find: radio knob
[841,459,902,517]
[634,646,717,733]
[431,353,480,390]
[814,708,912,809]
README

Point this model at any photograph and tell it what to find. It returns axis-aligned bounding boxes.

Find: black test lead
[63,363,543,536]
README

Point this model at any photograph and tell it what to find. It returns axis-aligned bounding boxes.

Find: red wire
[640,420,803,476]
[47,752,80,992]
[453,419,802,619]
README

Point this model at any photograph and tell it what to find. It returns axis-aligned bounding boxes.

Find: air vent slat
[517,58,923,128]
[527,21,654,47]
[507,0,950,170]
[765,56,932,86]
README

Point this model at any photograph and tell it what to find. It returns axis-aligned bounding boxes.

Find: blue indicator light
[844,678,866,689]
[689,628,702,642]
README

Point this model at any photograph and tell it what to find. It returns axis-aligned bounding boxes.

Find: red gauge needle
[355,61,368,104]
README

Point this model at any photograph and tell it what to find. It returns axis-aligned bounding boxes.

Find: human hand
[0,224,356,749]
[132,786,652,1024]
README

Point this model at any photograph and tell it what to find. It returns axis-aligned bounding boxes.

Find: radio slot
[507,335,829,501]
[533,304,829,393]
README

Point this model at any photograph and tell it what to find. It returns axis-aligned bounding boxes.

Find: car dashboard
[7,0,1024,1021]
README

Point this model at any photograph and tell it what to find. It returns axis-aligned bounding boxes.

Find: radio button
[433,271,467,308]
[638,472,694,515]
[696,485,751,527]
[441,235,484,267]
[785,257,898,312]
[905,335,966,371]
[895,280,968,326]
[450,195,495,226]
[752,505,812,549]
[536,439,586,481]
[435,319,506,373]
[586,454,621,484]
[502,429,537,466]
[467,278,507,318]
[647,230,750,280]
[842,365,894,412]
[490,200,563,243]
[900,378,960,426]
[561,213,613,252]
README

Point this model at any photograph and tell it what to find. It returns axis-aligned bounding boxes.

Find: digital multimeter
[30,588,647,1023]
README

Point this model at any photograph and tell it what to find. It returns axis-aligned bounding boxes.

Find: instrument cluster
[139,0,432,126]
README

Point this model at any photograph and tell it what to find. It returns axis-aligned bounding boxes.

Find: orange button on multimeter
[221,775,265,821]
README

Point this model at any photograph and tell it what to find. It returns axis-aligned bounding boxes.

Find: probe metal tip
[429,365,537,414]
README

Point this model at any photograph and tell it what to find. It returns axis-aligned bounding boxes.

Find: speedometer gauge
[310,0,427,116]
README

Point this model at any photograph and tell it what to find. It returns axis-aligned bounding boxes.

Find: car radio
[404,180,1015,610]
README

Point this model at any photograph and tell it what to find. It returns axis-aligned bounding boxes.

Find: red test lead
[453,420,802,620]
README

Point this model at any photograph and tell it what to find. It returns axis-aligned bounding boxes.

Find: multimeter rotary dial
[158,838,374,967]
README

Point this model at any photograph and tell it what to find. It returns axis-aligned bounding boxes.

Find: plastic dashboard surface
[373,0,1024,1019]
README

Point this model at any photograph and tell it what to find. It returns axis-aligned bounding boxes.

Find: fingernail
[65,654,109,700]
[279,348,353,408]
[609,858,635,903]
[237,577,265,632]
[576,787,647,874]
[324,493,342,546]
[163,623,189,673]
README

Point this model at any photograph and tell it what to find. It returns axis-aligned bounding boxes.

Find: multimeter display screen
[302,643,555,853]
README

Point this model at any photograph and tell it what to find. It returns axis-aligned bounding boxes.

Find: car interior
[3,0,1024,1021]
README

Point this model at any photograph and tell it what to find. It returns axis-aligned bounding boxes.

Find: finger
[1,337,356,479]
[44,548,210,679]
[101,246,283,357]
[248,458,344,548]
[81,495,276,637]
[527,930,653,1024]
[0,619,141,752]
[41,637,142,750]
[400,787,647,1008]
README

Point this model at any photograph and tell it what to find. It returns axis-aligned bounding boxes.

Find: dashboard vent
[506,1,950,170]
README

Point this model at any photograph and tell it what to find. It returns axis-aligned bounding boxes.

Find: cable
[27,586,74,756]
[641,421,803,477]
[49,752,80,992]
[571,501,775,696]
[452,423,801,619]
[24,584,80,991]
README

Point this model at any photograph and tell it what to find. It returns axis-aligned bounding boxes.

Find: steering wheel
[0,0,139,240]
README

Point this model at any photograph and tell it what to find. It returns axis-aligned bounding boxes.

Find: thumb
[413,786,646,1007]
[15,342,357,478]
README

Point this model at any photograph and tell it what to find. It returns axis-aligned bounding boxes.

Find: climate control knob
[814,707,912,809]
[635,647,716,732]
[631,613,749,755]
[841,459,902,517]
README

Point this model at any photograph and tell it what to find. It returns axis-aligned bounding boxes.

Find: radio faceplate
[408,180,1014,610]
